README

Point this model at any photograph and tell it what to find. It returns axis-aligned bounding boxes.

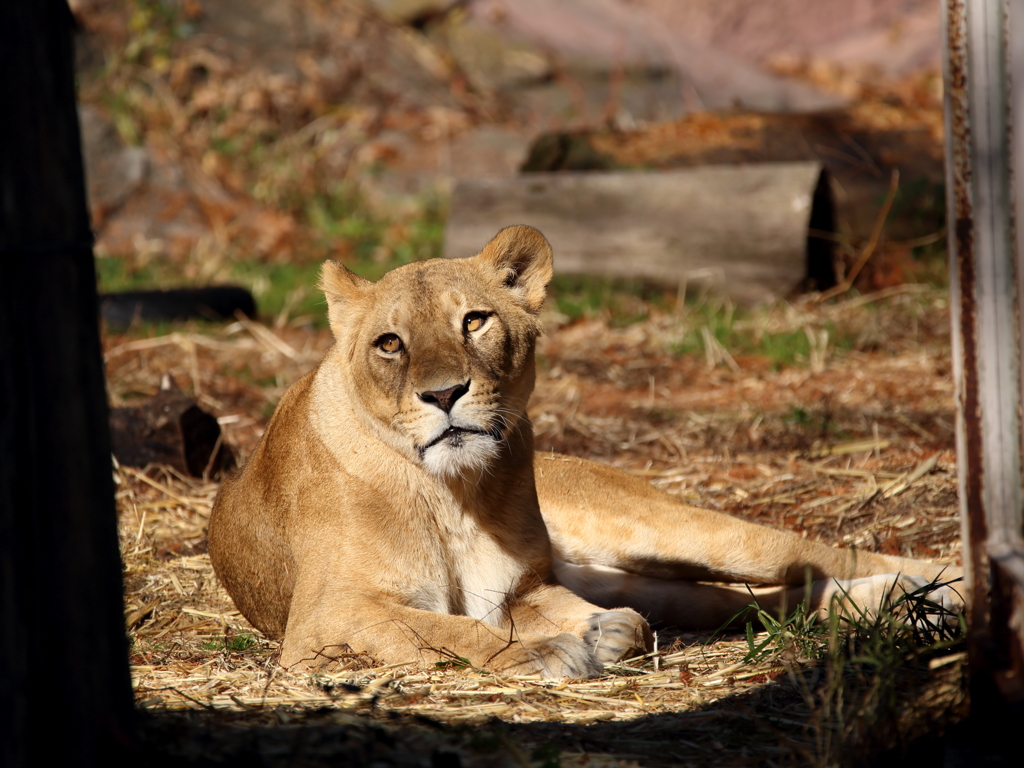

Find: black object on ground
[109,377,235,479]
[99,285,256,329]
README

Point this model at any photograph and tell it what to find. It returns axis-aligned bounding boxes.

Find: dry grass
[108,283,967,767]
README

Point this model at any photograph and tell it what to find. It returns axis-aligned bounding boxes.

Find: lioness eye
[464,312,488,333]
[376,334,403,354]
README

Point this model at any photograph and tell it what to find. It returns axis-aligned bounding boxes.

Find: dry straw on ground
[110,285,966,767]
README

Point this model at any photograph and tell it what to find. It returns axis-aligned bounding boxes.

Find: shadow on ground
[132,662,976,768]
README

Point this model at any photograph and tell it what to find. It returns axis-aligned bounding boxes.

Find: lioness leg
[552,558,961,629]
[280,585,608,677]
[535,453,959,585]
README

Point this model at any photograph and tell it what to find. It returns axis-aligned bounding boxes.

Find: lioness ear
[319,260,371,333]
[474,225,553,314]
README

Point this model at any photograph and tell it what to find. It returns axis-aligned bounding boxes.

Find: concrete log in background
[445,162,835,305]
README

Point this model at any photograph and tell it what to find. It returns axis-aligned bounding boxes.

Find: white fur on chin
[421,433,500,478]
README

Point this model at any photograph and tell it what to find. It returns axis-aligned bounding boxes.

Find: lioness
[209,225,961,677]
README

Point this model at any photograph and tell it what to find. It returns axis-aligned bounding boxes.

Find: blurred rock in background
[73,0,945,300]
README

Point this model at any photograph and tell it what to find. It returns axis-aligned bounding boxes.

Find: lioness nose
[419,381,470,414]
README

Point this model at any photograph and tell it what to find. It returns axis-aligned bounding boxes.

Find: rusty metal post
[944,0,1024,704]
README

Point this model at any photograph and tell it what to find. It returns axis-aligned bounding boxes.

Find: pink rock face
[470,0,674,70]
[468,0,940,77]
[465,0,847,114]
[629,0,940,76]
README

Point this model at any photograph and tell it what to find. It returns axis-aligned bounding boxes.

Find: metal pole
[944,0,1024,705]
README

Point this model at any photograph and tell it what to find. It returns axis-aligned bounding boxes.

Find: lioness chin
[209,225,962,678]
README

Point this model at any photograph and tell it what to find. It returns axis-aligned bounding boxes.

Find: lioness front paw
[584,609,653,664]
[495,633,603,679]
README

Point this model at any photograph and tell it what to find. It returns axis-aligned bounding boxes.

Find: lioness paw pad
[584,610,653,664]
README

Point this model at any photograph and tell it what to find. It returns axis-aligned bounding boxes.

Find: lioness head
[318,225,553,478]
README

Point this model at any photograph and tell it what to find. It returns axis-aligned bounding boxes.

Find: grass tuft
[738,575,966,767]
[742,598,827,665]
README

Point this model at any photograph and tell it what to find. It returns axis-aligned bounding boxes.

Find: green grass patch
[95,188,448,328]
[95,254,168,294]
[201,633,258,653]
[673,301,858,370]
[548,275,675,326]
[229,261,326,324]
[302,186,447,279]
[433,654,472,671]
[546,275,876,370]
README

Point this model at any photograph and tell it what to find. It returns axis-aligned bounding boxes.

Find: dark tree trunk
[0,2,134,765]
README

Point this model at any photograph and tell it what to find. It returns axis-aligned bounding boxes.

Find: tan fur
[209,225,961,678]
